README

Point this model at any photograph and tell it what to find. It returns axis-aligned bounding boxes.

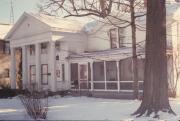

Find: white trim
[22,46,27,89]
[10,47,16,89]
[117,60,120,92]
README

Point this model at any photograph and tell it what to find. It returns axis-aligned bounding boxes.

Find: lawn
[0,96,180,121]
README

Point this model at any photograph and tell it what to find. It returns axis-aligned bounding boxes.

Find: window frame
[110,28,119,49]
[29,45,35,56]
[41,64,49,85]
[41,42,48,54]
[109,27,124,48]
[79,63,88,81]
[30,65,36,84]
[55,41,60,51]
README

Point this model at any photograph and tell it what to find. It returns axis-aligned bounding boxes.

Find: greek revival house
[5,5,180,98]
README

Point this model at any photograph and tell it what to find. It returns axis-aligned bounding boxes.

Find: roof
[29,13,85,33]
[5,12,87,39]
[67,47,145,61]
[0,23,12,40]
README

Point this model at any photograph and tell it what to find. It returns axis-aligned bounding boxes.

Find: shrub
[19,85,48,120]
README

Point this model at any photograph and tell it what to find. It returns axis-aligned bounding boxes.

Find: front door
[79,63,88,89]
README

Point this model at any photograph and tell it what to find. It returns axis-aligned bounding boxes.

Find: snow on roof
[0,23,12,40]
[68,47,144,60]
[166,3,180,16]
[29,13,85,33]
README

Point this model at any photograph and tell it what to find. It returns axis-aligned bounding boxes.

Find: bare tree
[39,0,146,99]
[133,0,175,117]
[39,0,175,116]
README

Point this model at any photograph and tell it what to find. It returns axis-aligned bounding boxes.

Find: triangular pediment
[6,12,51,40]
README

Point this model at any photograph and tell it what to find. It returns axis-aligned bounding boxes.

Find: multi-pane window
[41,64,48,85]
[55,41,60,51]
[109,27,124,48]
[30,65,36,84]
[110,28,118,48]
[30,45,35,55]
[41,42,48,54]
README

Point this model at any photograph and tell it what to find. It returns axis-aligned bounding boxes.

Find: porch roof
[67,47,145,61]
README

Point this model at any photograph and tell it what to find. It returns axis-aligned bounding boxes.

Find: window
[79,64,88,80]
[4,42,10,54]
[55,41,60,51]
[110,28,118,48]
[4,69,9,78]
[118,28,125,47]
[41,42,48,54]
[109,28,124,48]
[120,58,133,81]
[41,64,48,85]
[62,64,65,81]
[56,55,59,60]
[106,61,118,81]
[79,64,88,89]
[30,65,36,84]
[93,62,104,81]
[119,58,145,90]
[30,45,35,55]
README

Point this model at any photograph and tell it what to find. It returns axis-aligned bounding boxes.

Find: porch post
[117,60,120,92]
[22,46,27,89]
[90,61,94,91]
[104,61,107,90]
[10,47,16,89]
[49,41,56,92]
[35,43,41,90]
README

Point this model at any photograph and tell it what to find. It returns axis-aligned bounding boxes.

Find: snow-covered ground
[0,96,180,121]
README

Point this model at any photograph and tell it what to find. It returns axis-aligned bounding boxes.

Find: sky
[0,0,40,23]
[0,0,94,24]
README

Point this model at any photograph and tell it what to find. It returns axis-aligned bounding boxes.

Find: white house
[5,3,180,98]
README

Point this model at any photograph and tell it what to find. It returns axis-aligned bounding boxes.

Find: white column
[22,46,27,89]
[49,41,56,92]
[35,43,41,90]
[104,61,107,90]
[117,60,120,92]
[10,47,16,89]
[90,61,94,91]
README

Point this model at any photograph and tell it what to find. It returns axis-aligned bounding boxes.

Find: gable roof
[5,12,85,40]
[29,13,85,32]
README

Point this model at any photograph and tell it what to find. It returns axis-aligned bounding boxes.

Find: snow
[29,13,85,33]
[0,23,12,39]
[0,96,180,121]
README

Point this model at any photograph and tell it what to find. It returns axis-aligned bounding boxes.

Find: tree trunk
[133,0,175,117]
[130,0,139,99]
